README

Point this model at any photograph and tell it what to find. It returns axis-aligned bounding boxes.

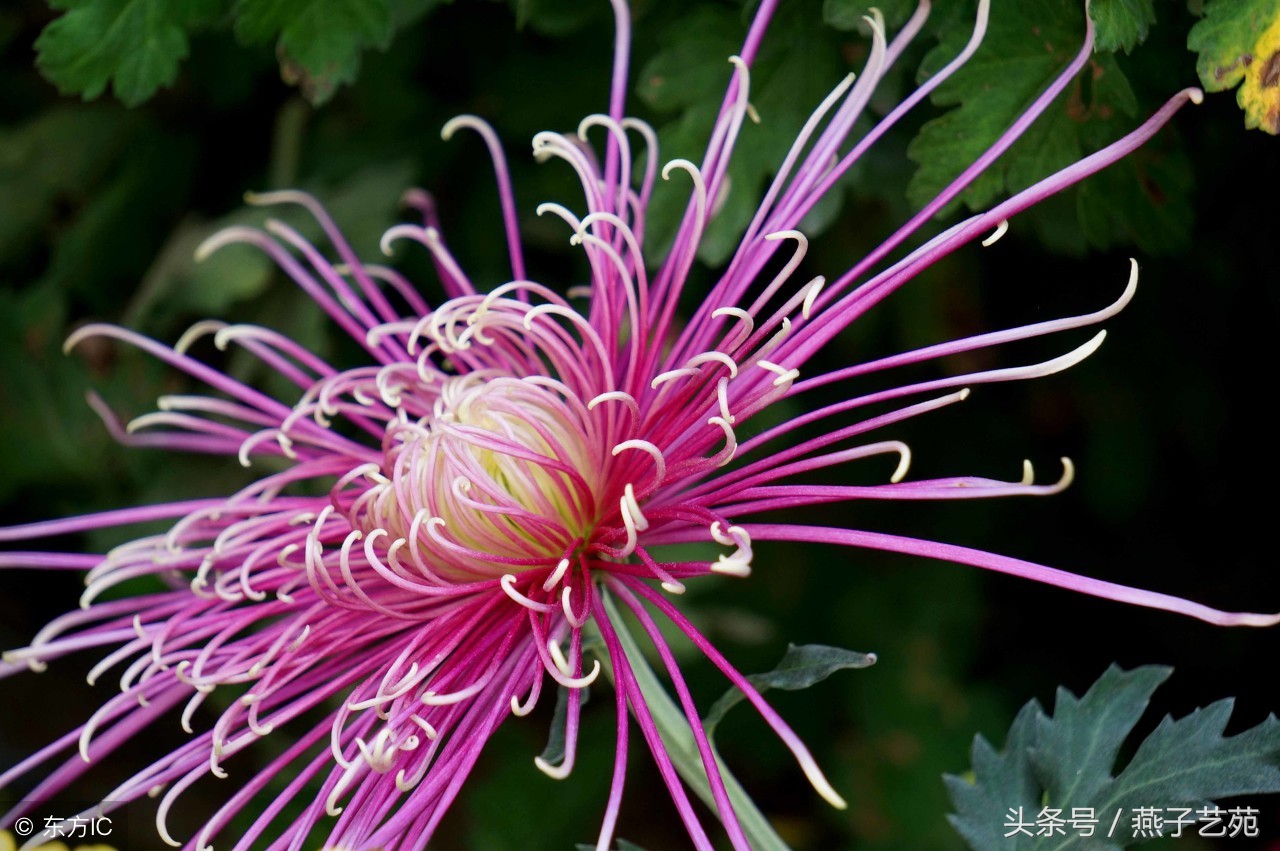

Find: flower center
[358,372,603,580]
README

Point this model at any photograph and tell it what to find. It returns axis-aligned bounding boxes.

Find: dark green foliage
[33,0,446,105]
[1089,0,1157,53]
[232,0,393,105]
[822,0,918,30]
[35,0,228,106]
[907,0,1191,254]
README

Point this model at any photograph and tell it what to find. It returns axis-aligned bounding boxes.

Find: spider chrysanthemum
[2,1,1276,849]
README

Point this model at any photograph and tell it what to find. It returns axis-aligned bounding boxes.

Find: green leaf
[1188,0,1280,135]
[638,4,848,265]
[636,6,742,114]
[233,0,393,105]
[34,0,227,106]
[945,701,1045,851]
[947,665,1280,850]
[908,0,1190,254]
[704,644,877,736]
[389,0,448,29]
[822,0,917,30]
[141,160,414,323]
[1088,0,1156,53]
[909,0,1127,213]
[1029,666,1172,809]
[511,0,606,36]
[1094,702,1280,830]
[1075,138,1193,256]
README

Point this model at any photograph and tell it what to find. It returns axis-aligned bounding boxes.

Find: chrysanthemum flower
[2,1,1276,849]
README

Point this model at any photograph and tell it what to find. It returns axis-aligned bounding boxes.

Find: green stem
[591,590,792,851]
[269,98,309,189]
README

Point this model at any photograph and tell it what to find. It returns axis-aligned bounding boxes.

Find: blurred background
[2,0,1279,848]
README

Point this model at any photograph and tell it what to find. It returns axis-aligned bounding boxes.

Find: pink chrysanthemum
[3,1,1276,849]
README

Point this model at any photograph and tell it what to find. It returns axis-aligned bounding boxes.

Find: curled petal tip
[1057,457,1075,490]
[441,114,493,142]
[981,219,1009,247]
[661,158,699,182]
[533,755,573,780]
[1036,329,1107,378]
[1122,258,1140,303]
[440,115,466,140]
[63,324,107,355]
[193,227,250,263]
[890,443,912,483]
[193,237,219,264]
[861,7,886,36]
[379,226,419,258]
[799,757,848,809]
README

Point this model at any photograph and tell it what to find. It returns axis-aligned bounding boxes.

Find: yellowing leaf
[1190,0,1280,134]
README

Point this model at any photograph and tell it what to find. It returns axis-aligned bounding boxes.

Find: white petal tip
[533,755,573,780]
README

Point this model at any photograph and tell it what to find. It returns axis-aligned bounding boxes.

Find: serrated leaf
[822,0,917,31]
[1189,0,1280,134]
[909,0,1134,214]
[1089,0,1156,53]
[704,644,876,735]
[1030,666,1172,809]
[35,0,227,106]
[947,665,1280,850]
[908,0,1191,253]
[945,701,1045,851]
[233,0,393,105]
[1096,701,1280,829]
